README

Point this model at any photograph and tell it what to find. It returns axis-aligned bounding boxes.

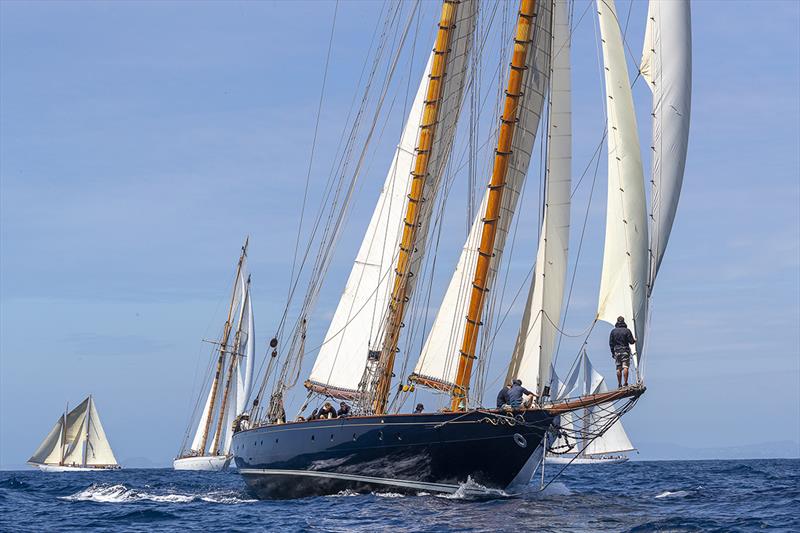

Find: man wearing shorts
[609,316,636,388]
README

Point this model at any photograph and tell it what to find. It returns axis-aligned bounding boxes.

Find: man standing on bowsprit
[609,316,636,388]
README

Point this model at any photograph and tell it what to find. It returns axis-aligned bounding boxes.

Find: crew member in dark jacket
[507,379,535,408]
[496,383,511,409]
[337,402,351,418]
[609,316,636,388]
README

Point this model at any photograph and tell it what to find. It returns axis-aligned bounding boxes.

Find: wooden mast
[450,0,537,411]
[371,0,462,414]
[199,237,248,455]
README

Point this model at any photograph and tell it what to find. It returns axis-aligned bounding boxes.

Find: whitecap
[655,489,690,499]
[61,483,255,504]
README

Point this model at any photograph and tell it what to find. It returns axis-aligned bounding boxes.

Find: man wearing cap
[609,316,636,388]
[507,379,536,409]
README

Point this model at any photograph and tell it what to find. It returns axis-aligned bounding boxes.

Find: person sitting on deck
[413,403,424,414]
[496,383,511,409]
[308,408,320,420]
[318,402,337,419]
[507,379,534,409]
[337,402,351,418]
[609,316,636,388]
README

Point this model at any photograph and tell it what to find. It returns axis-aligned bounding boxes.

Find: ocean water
[1,459,797,532]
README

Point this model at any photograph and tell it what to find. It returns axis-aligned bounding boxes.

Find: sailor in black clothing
[507,379,535,409]
[609,316,636,388]
[496,383,511,409]
[337,402,351,418]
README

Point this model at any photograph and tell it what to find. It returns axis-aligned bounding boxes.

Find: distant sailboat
[174,239,255,471]
[28,395,120,472]
[545,351,636,465]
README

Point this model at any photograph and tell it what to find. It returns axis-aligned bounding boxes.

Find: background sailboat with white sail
[28,395,119,472]
[175,239,255,471]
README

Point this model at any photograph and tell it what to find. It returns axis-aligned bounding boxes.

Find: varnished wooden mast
[199,237,248,454]
[371,0,461,414]
[450,0,537,411]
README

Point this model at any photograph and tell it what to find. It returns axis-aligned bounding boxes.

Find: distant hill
[633,440,800,461]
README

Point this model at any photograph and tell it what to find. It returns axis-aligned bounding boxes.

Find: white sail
[83,396,118,466]
[507,0,571,398]
[308,1,478,397]
[237,278,255,414]
[411,0,553,392]
[190,381,215,453]
[28,417,64,465]
[595,0,649,359]
[61,398,90,465]
[640,0,692,291]
[584,380,636,456]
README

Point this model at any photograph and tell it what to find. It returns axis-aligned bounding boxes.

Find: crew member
[609,316,636,388]
[318,402,337,419]
[496,383,511,409]
[413,403,424,414]
[507,379,534,409]
[337,402,351,418]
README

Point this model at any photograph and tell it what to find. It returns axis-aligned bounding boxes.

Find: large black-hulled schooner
[234,0,690,498]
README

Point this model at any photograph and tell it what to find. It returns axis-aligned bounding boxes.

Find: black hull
[232,409,554,499]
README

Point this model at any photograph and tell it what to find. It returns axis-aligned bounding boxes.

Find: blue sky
[1,0,798,468]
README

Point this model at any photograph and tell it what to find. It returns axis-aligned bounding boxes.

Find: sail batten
[595,0,649,361]
[641,0,692,292]
[507,0,572,399]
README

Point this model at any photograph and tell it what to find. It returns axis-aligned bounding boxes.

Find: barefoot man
[609,316,636,388]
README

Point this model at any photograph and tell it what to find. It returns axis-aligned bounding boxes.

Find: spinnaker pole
[450,0,538,411]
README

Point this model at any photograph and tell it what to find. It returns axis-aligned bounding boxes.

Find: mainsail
[595,0,649,360]
[410,0,553,394]
[307,1,478,398]
[640,0,692,291]
[28,396,118,467]
[506,0,572,398]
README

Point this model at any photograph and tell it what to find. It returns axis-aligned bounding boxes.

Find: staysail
[411,0,553,394]
[640,0,692,291]
[506,0,572,398]
[595,0,648,360]
[307,1,478,398]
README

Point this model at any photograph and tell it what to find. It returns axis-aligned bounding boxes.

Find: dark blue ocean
[1,459,797,532]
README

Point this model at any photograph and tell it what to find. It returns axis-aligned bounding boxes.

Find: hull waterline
[173,455,232,471]
[545,455,629,465]
[30,463,120,472]
[233,409,554,499]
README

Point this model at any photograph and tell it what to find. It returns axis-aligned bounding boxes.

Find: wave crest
[60,483,256,504]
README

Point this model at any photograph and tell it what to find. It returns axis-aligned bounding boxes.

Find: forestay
[506,0,572,398]
[308,1,478,397]
[640,0,692,291]
[595,0,648,360]
[411,0,553,392]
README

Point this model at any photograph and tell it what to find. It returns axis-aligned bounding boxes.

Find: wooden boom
[372,0,462,415]
[450,0,537,411]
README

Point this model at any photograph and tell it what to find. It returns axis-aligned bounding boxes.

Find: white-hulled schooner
[175,239,255,471]
[233,0,690,498]
[28,395,120,472]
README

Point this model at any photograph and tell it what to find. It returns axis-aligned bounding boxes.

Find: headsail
[307,2,478,399]
[506,0,572,398]
[411,0,553,395]
[595,0,649,361]
[641,0,692,291]
[28,416,64,465]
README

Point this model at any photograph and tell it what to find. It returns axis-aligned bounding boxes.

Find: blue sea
[1,459,797,532]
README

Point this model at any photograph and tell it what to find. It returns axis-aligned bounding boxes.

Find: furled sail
[595,0,649,359]
[640,0,692,291]
[308,2,478,398]
[411,0,553,392]
[29,396,118,467]
[506,0,572,398]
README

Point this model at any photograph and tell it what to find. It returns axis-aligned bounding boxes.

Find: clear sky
[1,0,798,468]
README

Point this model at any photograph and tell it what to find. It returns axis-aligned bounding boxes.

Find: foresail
[595,0,649,358]
[62,398,90,465]
[412,0,553,392]
[190,381,216,453]
[641,0,692,291]
[308,2,477,397]
[84,397,118,466]
[507,0,571,398]
[28,417,63,465]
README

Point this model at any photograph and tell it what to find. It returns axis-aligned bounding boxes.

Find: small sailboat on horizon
[28,395,120,472]
[174,239,255,471]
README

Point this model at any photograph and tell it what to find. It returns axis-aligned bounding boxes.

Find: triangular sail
[584,379,635,456]
[28,417,64,465]
[83,396,118,466]
[507,0,572,398]
[308,2,478,398]
[641,0,692,291]
[411,0,553,392]
[61,397,90,465]
[595,0,649,361]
